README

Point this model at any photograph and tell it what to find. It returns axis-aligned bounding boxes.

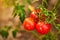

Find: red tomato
[23,18,35,31]
[30,9,40,22]
[36,22,51,35]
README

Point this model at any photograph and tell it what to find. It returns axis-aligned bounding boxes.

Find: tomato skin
[30,10,37,19]
[36,22,51,35]
[30,9,40,22]
[23,18,35,31]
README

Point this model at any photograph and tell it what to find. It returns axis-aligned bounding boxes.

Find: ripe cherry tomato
[23,18,35,31]
[36,22,51,35]
[30,9,40,22]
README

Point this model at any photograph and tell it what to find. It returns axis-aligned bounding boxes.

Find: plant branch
[31,31,41,40]
[42,0,48,8]
[52,22,60,31]
[52,0,60,13]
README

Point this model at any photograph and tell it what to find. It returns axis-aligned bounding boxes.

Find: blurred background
[0,0,60,40]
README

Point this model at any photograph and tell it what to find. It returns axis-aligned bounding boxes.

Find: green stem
[42,0,48,8]
[52,0,60,13]
[52,22,60,31]
[44,0,48,6]
[31,31,41,40]
[43,0,48,7]
[17,29,41,40]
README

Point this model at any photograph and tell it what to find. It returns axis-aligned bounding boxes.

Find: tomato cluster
[23,9,51,35]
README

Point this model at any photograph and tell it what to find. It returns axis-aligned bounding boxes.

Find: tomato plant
[0,0,60,40]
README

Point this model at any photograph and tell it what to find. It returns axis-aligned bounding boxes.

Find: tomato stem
[31,31,41,40]
[52,0,60,13]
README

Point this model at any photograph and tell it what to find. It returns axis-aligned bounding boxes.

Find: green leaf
[5,26,11,31]
[12,29,18,38]
[0,30,9,38]
[13,4,25,23]
[42,8,49,16]
[15,4,24,10]
[19,9,25,23]
[13,4,25,18]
